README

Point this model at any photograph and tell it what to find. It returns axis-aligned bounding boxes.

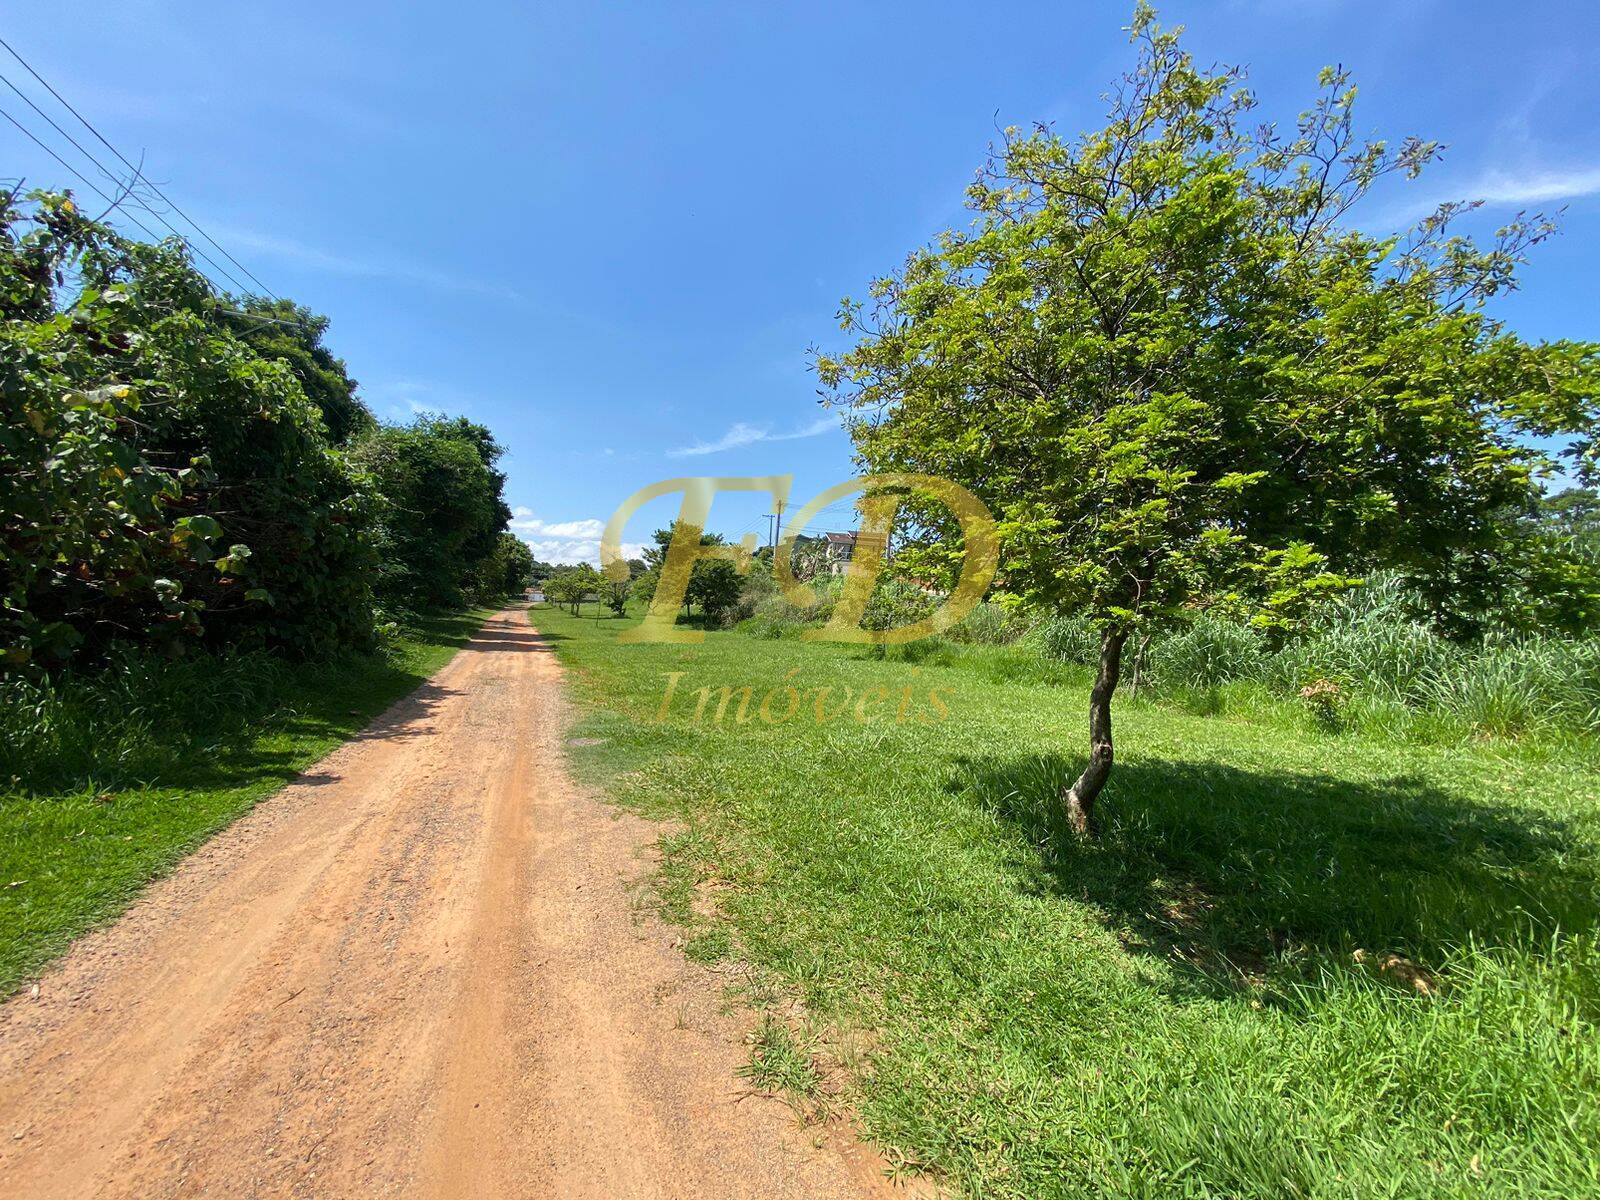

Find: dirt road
[0,611,898,1199]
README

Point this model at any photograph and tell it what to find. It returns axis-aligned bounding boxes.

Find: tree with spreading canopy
[219,298,372,445]
[478,532,537,600]
[817,4,1598,835]
[546,563,601,615]
[637,521,745,623]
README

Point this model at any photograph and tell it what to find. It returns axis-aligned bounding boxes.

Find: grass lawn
[0,607,492,995]
[532,601,1600,1200]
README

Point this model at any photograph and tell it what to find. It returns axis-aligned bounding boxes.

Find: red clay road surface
[0,610,905,1199]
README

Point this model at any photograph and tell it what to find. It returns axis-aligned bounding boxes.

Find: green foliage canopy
[354,414,513,608]
[220,297,372,445]
[817,6,1599,827]
[2,191,377,665]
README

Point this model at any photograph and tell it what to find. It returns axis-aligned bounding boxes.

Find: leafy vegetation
[535,599,1600,1200]
[2,190,531,672]
[354,413,514,609]
[816,5,1599,831]
[2,191,377,663]
[631,521,747,624]
[1,187,531,987]
[546,561,602,614]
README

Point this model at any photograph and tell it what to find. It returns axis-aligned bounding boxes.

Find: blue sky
[4,1,1597,563]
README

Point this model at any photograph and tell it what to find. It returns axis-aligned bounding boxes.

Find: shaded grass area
[0,608,492,993]
[532,602,1600,1200]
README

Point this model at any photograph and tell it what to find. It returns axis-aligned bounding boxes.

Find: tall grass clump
[1268,574,1460,698]
[946,600,1024,645]
[1144,613,1270,689]
[0,648,291,792]
[1413,634,1600,738]
[1025,572,1600,742]
[736,574,848,639]
[1038,613,1099,666]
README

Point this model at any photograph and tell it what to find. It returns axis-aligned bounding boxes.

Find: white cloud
[510,509,640,566]
[1471,166,1600,206]
[1381,164,1600,226]
[667,414,839,458]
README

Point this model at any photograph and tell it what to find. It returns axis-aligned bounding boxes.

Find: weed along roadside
[0,609,494,993]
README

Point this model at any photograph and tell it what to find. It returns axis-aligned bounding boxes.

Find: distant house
[820,530,887,576]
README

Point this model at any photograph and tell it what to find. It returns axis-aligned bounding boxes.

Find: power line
[0,70,253,296]
[0,103,171,245]
[0,33,281,301]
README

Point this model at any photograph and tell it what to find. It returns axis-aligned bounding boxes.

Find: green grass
[532,601,1600,1200]
[0,607,492,994]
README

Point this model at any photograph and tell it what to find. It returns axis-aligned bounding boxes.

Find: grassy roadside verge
[0,607,493,994]
[532,602,1600,1200]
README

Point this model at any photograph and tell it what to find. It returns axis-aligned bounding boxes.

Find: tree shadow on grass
[947,753,1600,999]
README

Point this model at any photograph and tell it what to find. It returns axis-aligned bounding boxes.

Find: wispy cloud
[1380,164,1600,226]
[509,507,641,566]
[366,377,474,422]
[208,223,523,301]
[667,415,839,458]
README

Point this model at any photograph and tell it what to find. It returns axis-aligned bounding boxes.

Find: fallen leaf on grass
[1380,954,1438,995]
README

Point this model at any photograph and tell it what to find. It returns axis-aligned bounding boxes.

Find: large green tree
[638,522,744,623]
[818,6,1598,833]
[477,532,537,600]
[355,415,513,608]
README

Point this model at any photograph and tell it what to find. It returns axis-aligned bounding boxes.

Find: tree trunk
[1062,626,1127,837]
[1127,633,1151,701]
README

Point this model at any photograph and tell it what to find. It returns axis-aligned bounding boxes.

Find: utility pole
[763,499,785,552]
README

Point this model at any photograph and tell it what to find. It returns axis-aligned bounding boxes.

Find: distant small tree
[819,5,1598,834]
[643,522,737,619]
[546,563,601,615]
[602,576,631,616]
[630,566,660,607]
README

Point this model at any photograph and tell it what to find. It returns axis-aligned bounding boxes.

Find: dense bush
[2,190,525,674]
[861,578,937,633]
[946,600,1024,645]
[1035,574,1600,739]
[474,532,537,602]
[2,191,378,665]
[0,644,290,789]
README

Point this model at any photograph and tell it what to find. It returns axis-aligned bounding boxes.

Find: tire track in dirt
[0,610,905,1199]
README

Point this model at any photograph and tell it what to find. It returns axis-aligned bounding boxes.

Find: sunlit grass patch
[535,601,1600,1200]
